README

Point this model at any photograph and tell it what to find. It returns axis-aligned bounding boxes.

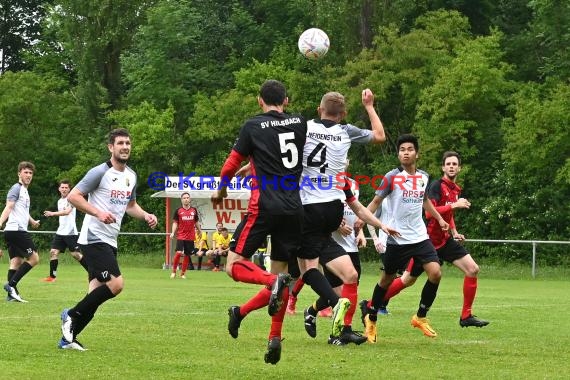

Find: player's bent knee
[379,273,397,288]
[71,252,82,260]
[403,276,417,287]
[107,278,124,295]
[427,269,442,283]
[49,249,59,259]
[465,264,479,277]
[28,252,40,266]
[342,270,359,284]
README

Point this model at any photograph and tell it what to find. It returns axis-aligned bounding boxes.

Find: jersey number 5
[278,132,299,168]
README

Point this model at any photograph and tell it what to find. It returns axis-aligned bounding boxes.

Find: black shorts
[230,211,303,262]
[437,238,469,263]
[406,238,470,277]
[51,234,79,252]
[288,254,301,278]
[319,237,348,267]
[323,250,362,288]
[383,239,439,276]
[80,243,121,282]
[297,200,344,260]
[4,230,36,259]
[175,240,195,254]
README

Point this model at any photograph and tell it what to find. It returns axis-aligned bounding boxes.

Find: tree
[414,31,513,177]
[0,71,89,233]
[489,83,570,241]
[528,0,570,80]
[0,0,46,73]
[122,0,216,130]
[107,102,178,175]
[51,0,154,123]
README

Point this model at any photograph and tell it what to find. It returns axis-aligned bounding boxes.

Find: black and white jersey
[4,183,30,231]
[75,161,137,248]
[233,110,307,214]
[375,167,430,245]
[300,119,372,205]
[373,198,392,245]
[56,197,78,236]
[331,179,359,252]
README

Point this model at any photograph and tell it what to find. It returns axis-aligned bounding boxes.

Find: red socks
[269,291,289,339]
[171,252,182,273]
[181,255,190,274]
[462,276,478,319]
[231,260,275,286]
[292,278,305,297]
[384,277,406,301]
[241,287,271,316]
[341,283,358,326]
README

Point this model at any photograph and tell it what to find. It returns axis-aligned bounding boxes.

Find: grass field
[0,255,569,379]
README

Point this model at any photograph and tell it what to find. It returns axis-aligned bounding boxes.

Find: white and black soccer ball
[298,28,330,60]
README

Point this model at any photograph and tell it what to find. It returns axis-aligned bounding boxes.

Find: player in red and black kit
[211,79,306,365]
[370,151,489,328]
[426,151,489,327]
[170,192,201,279]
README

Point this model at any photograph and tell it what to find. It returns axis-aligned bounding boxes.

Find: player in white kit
[42,180,88,282]
[360,134,449,343]
[297,90,399,343]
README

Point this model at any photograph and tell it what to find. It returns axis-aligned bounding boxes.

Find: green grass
[0,255,569,379]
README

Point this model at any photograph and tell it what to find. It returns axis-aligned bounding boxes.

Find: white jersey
[76,161,137,248]
[300,119,372,205]
[374,198,392,246]
[56,197,78,236]
[332,179,359,252]
[376,167,429,245]
[4,183,30,231]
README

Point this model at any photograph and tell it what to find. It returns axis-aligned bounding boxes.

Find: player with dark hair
[369,151,489,328]
[42,179,88,282]
[170,192,200,279]
[360,134,449,343]
[212,79,307,364]
[59,128,158,350]
[0,161,41,302]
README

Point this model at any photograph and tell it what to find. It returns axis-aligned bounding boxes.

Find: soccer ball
[298,28,330,60]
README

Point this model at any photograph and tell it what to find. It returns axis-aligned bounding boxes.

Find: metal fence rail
[363,237,570,278]
[464,239,570,278]
[8,231,570,278]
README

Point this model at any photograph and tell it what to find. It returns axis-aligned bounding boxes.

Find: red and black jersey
[233,110,307,215]
[426,177,461,249]
[172,206,199,241]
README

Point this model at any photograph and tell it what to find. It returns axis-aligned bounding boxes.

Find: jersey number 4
[278,132,299,168]
[307,142,328,174]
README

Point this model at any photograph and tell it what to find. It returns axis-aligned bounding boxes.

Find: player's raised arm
[361,89,386,144]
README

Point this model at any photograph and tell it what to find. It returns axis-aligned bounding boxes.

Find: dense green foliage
[0,1,568,261]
